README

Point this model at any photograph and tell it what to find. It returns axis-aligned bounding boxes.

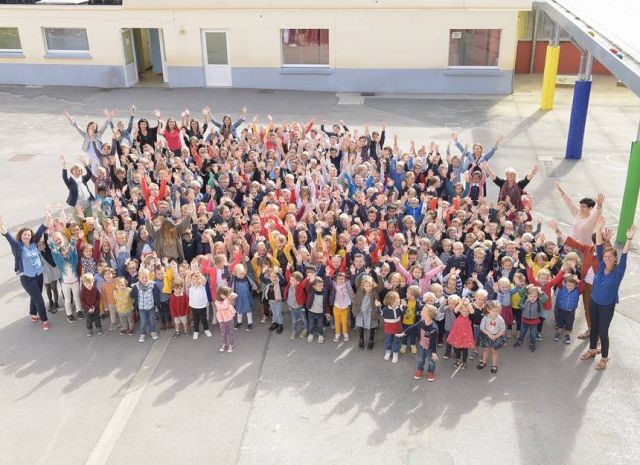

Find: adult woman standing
[555,183,603,244]
[63,110,113,175]
[481,162,538,211]
[580,220,635,370]
[0,214,50,330]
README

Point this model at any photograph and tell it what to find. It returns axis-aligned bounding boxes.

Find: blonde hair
[422,304,437,320]
[383,291,400,306]
[80,273,94,285]
[497,277,511,287]
[537,268,551,280]
[407,285,421,298]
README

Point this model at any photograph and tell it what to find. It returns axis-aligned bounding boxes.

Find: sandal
[595,358,609,370]
[580,349,598,360]
[477,362,486,370]
[490,366,498,374]
[577,329,590,340]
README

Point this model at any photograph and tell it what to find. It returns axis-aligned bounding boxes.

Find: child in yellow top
[400,285,423,355]
[113,277,135,335]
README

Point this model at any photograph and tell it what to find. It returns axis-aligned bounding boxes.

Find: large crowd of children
[1,104,635,379]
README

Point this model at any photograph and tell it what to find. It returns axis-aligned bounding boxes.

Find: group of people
[0,104,634,379]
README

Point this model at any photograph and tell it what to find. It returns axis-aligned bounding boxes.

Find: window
[0,28,21,51]
[281,29,329,66]
[449,29,501,67]
[517,11,570,42]
[43,28,89,53]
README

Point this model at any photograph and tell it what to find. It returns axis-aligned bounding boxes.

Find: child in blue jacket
[554,274,583,344]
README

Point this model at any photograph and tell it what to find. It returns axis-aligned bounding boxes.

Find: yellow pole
[540,45,560,110]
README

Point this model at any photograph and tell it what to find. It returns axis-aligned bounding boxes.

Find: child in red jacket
[80,273,102,337]
[170,281,190,338]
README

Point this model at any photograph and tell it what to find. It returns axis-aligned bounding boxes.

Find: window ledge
[44,52,92,60]
[444,68,502,76]
[279,67,332,75]
[0,51,24,58]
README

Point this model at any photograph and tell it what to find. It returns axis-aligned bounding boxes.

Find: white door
[121,29,138,87]
[202,30,231,87]
[158,29,169,83]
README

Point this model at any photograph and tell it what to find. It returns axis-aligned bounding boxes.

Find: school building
[0,0,535,94]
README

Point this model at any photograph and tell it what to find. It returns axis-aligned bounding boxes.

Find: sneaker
[318,335,324,344]
[414,370,423,380]
[443,353,450,359]
[392,353,399,363]
[276,324,284,334]
[109,323,117,331]
[193,332,199,340]
[228,345,234,353]
[537,333,543,341]
[119,329,127,336]
[151,332,158,340]
[138,334,145,343]
[268,322,278,331]
[234,322,242,329]
[76,311,85,320]
[173,331,180,339]
[384,351,391,361]
[205,330,212,338]
[513,341,522,349]
[31,315,40,322]
[47,302,55,313]
[67,314,76,323]
[564,335,571,345]
[461,363,467,370]
[307,334,314,343]
[427,372,435,382]
[260,315,267,323]
[367,341,374,350]
[128,329,136,336]
[554,331,561,341]
[51,304,59,314]
[300,329,308,338]
[470,351,478,360]
[290,331,296,340]
[344,334,349,342]
[530,343,536,352]
[333,334,340,343]
[86,330,93,337]
[411,345,417,354]
[42,322,50,331]
[453,360,461,368]
[246,324,253,331]
[400,344,407,354]
[97,328,104,335]
[437,342,443,348]
[219,345,227,352]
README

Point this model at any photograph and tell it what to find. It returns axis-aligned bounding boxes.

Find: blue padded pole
[565,79,592,159]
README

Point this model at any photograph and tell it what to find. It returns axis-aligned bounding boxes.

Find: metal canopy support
[529,9,540,74]
[540,20,561,110]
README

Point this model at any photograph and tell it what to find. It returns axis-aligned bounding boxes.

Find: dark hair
[16,228,35,244]
[579,198,596,209]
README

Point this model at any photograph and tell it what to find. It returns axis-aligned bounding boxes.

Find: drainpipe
[529,9,540,74]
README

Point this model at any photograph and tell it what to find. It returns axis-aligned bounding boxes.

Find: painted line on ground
[84,335,171,465]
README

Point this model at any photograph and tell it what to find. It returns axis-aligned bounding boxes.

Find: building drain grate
[9,154,35,162]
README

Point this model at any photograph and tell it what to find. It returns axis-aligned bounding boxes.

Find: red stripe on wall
[515,41,611,75]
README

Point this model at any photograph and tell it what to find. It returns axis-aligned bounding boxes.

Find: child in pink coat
[216,287,237,353]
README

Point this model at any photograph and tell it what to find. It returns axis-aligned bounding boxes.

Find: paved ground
[0,75,639,465]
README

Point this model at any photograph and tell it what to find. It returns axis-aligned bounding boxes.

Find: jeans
[417,346,436,373]
[307,312,324,336]
[402,323,417,347]
[86,311,102,331]
[138,307,157,335]
[269,301,284,324]
[192,306,209,332]
[384,333,400,353]
[289,307,307,332]
[472,324,480,346]
[589,301,616,358]
[20,273,47,322]
[519,323,538,344]
[158,300,171,325]
[61,281,82,317]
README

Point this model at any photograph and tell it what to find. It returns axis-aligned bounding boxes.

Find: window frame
[280,28,330,68]
[42,27,91,57]
[447,28,502,69]
[0,27,23,53]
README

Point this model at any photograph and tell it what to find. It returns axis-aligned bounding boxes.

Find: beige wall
[0,5,522,70]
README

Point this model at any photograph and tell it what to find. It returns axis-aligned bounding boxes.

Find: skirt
[447,316,475,349]
[501,305,514,326]
[478,332,506,349]
[42,260,61,284]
